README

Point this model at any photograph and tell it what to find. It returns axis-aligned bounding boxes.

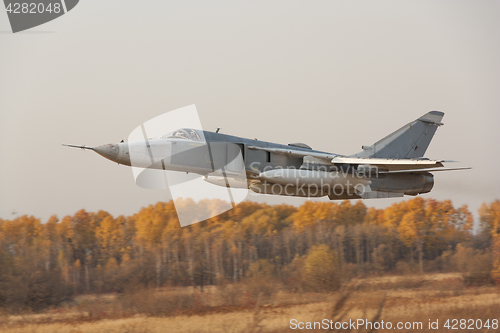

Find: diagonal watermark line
[61,0,68,13]
[141,124,155,166]
[141,124,168,190]
[221,165,236,208]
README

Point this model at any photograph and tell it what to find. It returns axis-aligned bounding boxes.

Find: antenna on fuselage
[216,128,221,133]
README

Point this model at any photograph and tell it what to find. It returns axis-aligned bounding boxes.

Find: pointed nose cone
[94,144,120,162]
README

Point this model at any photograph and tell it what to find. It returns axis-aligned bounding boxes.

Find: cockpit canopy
[164,128,202,141]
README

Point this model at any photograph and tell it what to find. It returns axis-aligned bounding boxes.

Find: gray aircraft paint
[64,111,470,214]
[352,111,444,159]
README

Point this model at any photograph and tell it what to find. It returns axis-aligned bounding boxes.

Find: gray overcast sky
[1,1,499,222]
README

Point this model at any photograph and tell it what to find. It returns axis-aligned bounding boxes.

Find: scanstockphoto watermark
[253,163,379,179]
[249,162,376,197]
[251,180,369,197]
[290,318,500,330]
[290,318,424,330]
[3,0,79,33]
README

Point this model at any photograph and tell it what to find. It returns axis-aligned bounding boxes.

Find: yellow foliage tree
[304,244,339,291]
[479,200,500,280]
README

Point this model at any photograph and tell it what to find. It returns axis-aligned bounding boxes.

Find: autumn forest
[1,198,499,312]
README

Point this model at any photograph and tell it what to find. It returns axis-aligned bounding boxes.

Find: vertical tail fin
[352,111,444,159]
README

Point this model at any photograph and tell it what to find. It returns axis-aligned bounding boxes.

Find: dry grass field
[1,273,499,333]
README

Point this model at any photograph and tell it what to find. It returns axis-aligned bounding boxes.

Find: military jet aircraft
[64,111,469,200]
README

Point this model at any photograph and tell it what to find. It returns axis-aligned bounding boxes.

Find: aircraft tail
[351,111,444,159]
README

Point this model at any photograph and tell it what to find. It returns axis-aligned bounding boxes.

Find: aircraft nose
[94,144,120,162]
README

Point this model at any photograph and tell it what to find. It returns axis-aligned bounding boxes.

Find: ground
[1,273,499,333]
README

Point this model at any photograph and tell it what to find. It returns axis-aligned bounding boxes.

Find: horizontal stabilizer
[331,157,444,171]
[378,167,471,174]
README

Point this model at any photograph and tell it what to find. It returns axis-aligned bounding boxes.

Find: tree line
[0,198,499,310]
